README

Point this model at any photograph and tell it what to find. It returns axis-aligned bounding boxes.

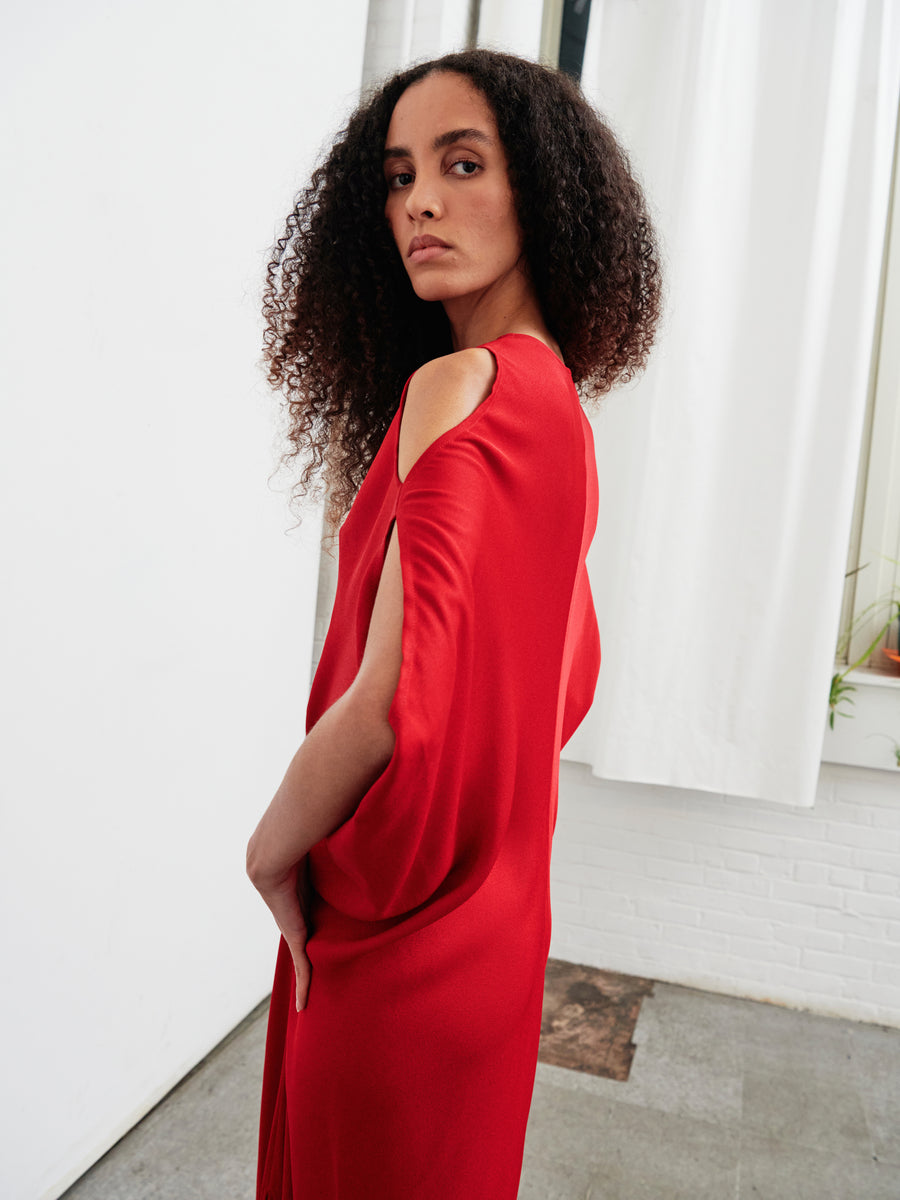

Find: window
[540,0,592,80]
[839,105,900,676]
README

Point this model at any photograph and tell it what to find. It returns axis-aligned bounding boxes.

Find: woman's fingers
[250,864,313,1010]
[292,858,313,1010]
[275,902,312,1010]
[292,945,312,1011]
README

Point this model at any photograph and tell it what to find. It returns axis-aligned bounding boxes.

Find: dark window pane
[558,0,592,82]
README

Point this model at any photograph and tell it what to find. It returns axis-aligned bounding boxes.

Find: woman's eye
[388,171,414,190]
[449,160,480,177]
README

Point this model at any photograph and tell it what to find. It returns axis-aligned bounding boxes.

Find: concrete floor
[62,982,900,1199]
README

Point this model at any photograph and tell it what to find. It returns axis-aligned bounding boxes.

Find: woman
[247,48,660,1200]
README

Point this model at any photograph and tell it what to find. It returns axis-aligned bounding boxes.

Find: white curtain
[361,0,471,87]
[564,0,900,806]
[476,0,544,58]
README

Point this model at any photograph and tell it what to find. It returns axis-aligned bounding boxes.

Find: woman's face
[383,71,525,306]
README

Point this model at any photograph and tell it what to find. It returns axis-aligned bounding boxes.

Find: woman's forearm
[246,683,396,888]
[249,524,403,893]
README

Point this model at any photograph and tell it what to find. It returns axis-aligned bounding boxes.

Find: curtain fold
[565,0,900,805]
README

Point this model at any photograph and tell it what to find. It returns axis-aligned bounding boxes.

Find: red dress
[257,333,601,1199]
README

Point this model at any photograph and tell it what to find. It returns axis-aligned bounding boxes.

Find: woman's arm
[247,347,494,1009]
[246,526,403,1009]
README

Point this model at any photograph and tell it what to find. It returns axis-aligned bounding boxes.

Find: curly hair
[263,49,661,526]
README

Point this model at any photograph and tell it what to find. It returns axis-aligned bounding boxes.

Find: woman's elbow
[245,832,265,889]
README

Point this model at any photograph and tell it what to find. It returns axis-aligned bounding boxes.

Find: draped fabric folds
[257,335,601,1199]
[565,0,900,806]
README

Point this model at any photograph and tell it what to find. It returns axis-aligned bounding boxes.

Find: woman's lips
[409,244,451,264]
[408,235,451,264]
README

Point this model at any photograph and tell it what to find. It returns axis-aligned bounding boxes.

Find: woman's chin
[409,278,455,304]
[409,278,474,306]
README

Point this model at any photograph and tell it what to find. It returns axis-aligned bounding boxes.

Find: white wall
[552,762,900,1027]
[0,3,367,1198]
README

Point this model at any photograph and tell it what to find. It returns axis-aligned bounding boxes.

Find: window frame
[838,94,900,676]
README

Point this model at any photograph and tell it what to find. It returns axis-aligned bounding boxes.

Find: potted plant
[829,573,900,728]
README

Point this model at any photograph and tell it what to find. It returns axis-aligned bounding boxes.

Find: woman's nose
[405,174,442,220]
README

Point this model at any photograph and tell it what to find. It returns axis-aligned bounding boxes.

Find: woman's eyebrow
[383,127,494,161]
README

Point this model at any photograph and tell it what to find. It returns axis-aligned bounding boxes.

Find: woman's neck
[442,266,559,358]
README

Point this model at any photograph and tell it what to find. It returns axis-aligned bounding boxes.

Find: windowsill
[842,666,900,688]
[821,664,900,772]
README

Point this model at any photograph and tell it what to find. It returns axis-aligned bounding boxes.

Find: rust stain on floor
[538,959,655,1082]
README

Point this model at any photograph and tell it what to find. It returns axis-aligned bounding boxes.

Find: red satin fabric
[257,334,601,1199]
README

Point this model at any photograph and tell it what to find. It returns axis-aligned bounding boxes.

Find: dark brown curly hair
[263,49,661,526]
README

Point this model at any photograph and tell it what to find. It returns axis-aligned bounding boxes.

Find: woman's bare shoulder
[397,347,497,482]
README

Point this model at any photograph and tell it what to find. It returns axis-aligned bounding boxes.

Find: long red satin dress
[257,333,601,1199]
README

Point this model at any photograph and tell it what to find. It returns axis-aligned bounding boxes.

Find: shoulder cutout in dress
[397,347,497,483]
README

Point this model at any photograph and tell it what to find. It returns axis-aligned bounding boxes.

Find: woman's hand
[247,852,313,1012]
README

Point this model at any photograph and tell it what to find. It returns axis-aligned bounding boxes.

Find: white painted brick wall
[551,760,900,1027]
